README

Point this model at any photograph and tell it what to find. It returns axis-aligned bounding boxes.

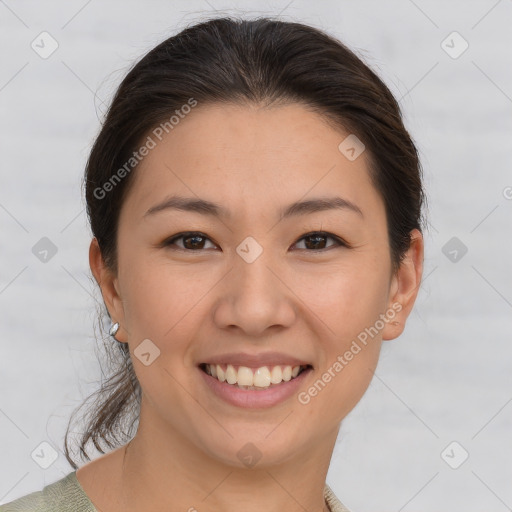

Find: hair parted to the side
[64,15,427,469]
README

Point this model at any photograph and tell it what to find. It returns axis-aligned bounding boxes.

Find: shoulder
[324,483,353,512]
[0,472,97,512]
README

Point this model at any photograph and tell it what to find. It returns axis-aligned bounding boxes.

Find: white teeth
[253,367,271,387]
[204,363,306,389]
[225,364,237,384]
[270,366,282,384]
[237,366,254,386]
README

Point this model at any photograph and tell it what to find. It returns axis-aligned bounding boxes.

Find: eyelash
[162,231,349,253]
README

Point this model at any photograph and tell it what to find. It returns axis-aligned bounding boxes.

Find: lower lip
[198,366,312,409]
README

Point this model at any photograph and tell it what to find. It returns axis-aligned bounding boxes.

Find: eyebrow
[144,194,364,220]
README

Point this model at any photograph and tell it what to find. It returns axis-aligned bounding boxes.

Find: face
[92,102,423,469]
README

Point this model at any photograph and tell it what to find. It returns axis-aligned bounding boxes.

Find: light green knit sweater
[0,471,351,512]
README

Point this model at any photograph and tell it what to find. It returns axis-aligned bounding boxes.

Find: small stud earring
[109,322,120,338]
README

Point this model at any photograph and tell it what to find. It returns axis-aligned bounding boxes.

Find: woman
[1,15,425,512]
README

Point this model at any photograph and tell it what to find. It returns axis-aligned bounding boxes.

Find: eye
[164,232,217,251]
[163,231,347,252]
[292,231,347,251]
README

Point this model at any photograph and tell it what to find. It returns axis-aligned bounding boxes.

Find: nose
[212,251,297,337]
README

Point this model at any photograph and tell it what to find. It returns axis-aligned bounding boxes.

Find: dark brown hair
[64,15,427,469]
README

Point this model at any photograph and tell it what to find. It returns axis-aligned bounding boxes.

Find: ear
[89,237,128,343]
[382,228,424,341]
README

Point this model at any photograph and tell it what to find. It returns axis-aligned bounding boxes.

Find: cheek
[118,262,203,405]
[316,265,389,413]
[296,259,390,341]
[297,262,387,397]
[118,254,199,341]
[297,271,386,425]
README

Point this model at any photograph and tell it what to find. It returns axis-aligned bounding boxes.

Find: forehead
[121,102,384,223]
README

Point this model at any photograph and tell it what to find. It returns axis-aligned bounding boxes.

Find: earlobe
[89,238,127,342]
[382,229,424,341]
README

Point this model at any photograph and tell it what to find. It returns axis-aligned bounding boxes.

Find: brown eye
[163,231,347,252]
[165,232,217,251]
[292,232,346,251]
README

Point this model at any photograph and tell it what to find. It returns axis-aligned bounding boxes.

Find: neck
[116,401,337,512]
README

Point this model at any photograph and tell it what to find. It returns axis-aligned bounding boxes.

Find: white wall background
[1,1,511,511]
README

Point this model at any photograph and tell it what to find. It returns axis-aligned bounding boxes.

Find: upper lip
[199,351,313,369]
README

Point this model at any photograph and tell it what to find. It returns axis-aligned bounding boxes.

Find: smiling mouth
[199,363,312,390]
